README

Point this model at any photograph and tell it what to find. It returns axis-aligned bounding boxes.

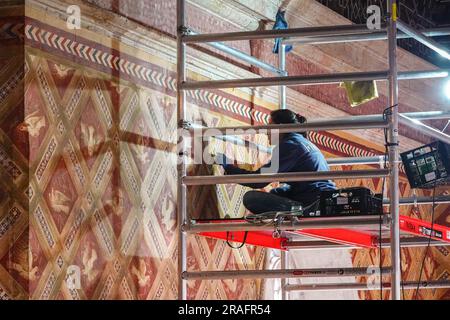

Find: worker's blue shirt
[223,133,336,204]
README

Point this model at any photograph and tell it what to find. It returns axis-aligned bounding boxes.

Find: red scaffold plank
[195,214,450,250]
[199,231,287,250]
[399,215,450,243]
[197,219,287,250]
[196,219,377,250]
[293,228,377,248]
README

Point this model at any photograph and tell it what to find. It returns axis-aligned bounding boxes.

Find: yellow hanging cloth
[342,81,379,107]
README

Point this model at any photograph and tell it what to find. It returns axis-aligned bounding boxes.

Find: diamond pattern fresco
[43,157,77,233]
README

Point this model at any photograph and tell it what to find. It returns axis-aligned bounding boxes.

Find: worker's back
[272,132,336,203]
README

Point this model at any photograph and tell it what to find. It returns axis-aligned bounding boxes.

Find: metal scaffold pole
[399,114,450,145]
[283,237,447,250]
[177,0,188,300]
[183,169,389,186]
[279,44,287,109]
[283,27,450,45]
[279,43,288,299]
[284,280,450,292]
[280,250,289,300]
[387,0,402,301]
[180,69,449,90]
[183,24,387,43]
[186,29,284,75]
[174,0,450,301]
[397,20,450,60]
[183,267,392,280]
[185,215,389,233]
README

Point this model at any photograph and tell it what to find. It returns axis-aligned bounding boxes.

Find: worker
[216,109,336,215]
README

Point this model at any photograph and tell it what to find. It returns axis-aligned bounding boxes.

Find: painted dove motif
[132,258,150,287]
[49,188,71,214]
[18,111,46,137]
[81,123,102,157]
[82,246,99,283]
[105,189,125,217]
[54,63,73,78]
[161,196,176,231]
[11,249,39,281]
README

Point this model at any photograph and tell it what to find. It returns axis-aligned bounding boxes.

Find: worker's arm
[215,153,268,188]
[216,141,300,189]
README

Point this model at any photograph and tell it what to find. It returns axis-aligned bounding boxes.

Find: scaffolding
[176,0,450,300]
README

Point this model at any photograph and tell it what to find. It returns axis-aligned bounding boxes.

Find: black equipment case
[317,187,383,217]
[400,141,450,189]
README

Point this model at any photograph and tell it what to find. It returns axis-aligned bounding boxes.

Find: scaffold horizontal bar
[196,110,449,160]
[327,156,386,166]
[402,110,450,121]
[182,169,389,186]
[398,69,449,80]
[187,30,284,75]
[284,280,450,292]
[397,20,450,60]
[182,267,391,280]
[182,24,385,43]
[399,114,450,145]
[384,195,450,206]
[283,27,450,45]
[180,70,389,90]
[188,115,389,137]
[180,69,449,90]
[185,215,388,233]
[283,237,447,250]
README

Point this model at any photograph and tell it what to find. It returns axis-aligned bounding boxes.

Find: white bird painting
[132,258,150,288]
[11,248,39,281]
[133,140,150,165]
[81,123,102,157]
[53,63,73,78]
[161,196,176,231]
[18,111,46,137]
[82,245,99,283]
[105,189,125,217]
[49,188,71,215]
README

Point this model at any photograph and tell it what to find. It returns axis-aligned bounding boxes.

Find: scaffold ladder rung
[182,267,392,280]
[284,280,450,292]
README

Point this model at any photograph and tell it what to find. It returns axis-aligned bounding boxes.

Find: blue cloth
[272,10,293,54]
[222,133,336,204]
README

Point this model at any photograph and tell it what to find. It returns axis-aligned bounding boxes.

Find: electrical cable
[244,200,319,240]
[245,200,319,225]
[227,200,318,250]
[226,231,248,249]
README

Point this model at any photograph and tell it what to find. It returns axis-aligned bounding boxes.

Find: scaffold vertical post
[281,250,289,300]
[279,42,288,299]
[177,0,188,300]
[387,0,402,300]
[279,44,287,109]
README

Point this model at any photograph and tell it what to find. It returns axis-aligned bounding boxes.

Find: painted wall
[0,1,267,299]
[0,0,448,300]
[0,1,27,301]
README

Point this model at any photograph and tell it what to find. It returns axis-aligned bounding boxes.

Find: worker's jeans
[243,190,304,215]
